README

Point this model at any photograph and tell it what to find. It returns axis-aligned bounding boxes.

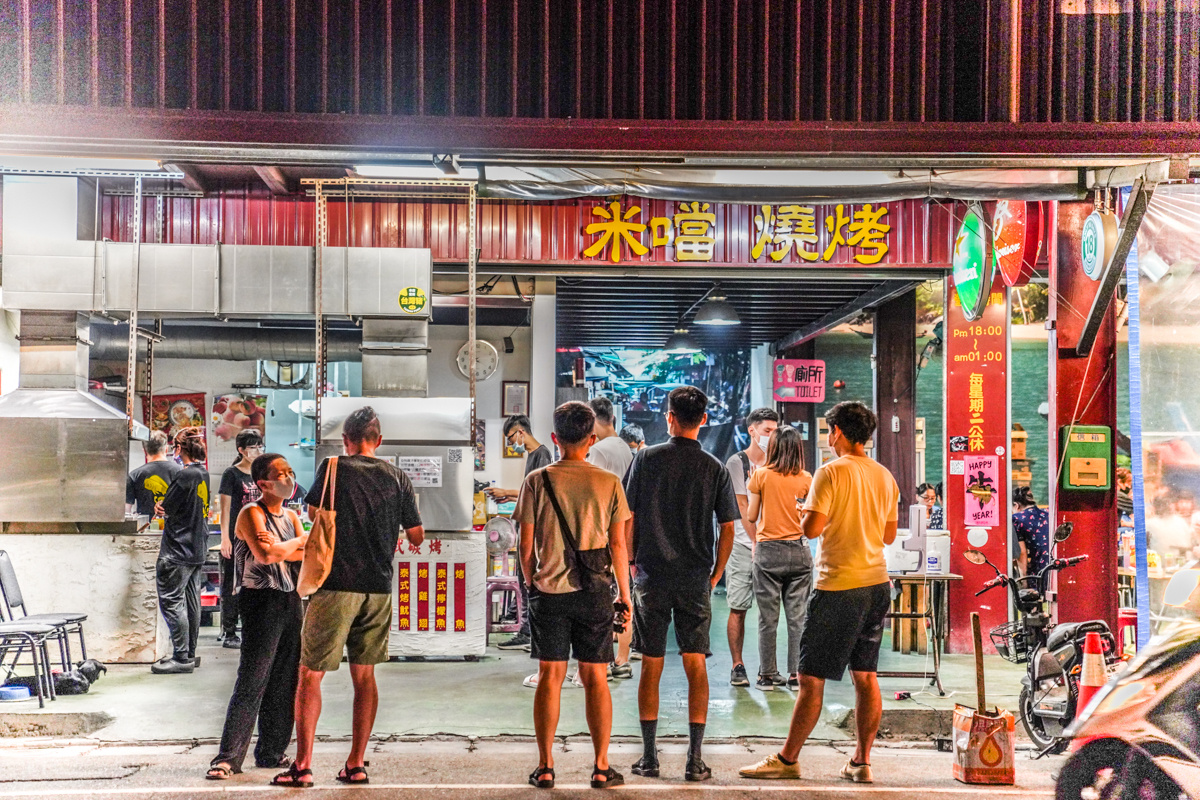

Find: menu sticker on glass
[398,456,443,488]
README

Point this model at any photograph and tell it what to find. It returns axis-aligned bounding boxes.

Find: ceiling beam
[166,163,207,194]
[6,105,1200,163]
[772,281,919,353]
[253,165,290,195]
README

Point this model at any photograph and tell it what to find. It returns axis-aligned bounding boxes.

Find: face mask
[757,435,771,451]
[507,437,525,455]
[268,478,295,498]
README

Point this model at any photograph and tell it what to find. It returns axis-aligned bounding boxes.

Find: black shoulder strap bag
[541,470,613,593]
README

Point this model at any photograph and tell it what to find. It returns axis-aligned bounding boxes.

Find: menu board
[398,456,443,488]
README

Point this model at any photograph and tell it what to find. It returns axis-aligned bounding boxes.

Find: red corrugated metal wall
[100,190,959,266]
[3,1,1198,123]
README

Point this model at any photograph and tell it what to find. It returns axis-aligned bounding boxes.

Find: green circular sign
[1080,210,1116,281]
[398,286,427,314]
[952,203,993,322]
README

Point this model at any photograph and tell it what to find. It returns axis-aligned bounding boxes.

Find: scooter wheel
[1019,686,1069,755]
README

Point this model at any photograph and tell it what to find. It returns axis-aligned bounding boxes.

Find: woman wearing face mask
[217,429,266,648]
[745,426,813,691]
[207,454,308,781]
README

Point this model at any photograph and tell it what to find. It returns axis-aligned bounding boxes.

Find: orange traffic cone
[1076,631,1107,712]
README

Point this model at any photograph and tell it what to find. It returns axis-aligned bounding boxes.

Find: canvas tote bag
[297,456,338,598]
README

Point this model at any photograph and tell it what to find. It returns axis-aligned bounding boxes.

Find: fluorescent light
[0,154,166,173]
[353,164,480,180]
[693,294,741,326]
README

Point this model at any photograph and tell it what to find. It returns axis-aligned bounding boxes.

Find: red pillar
[1050,201,1119,632]
[945,278,1011,653]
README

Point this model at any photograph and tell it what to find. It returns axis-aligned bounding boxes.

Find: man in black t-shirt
[290,407,424,787]
[153,427,211,675]
[126,430,182,518]
[623,387,739,782]
[487,414,553,651]
[217,429,265,648]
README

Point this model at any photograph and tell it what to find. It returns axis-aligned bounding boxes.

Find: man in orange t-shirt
[740,401,899,785]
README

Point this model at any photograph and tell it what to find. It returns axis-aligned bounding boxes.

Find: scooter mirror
[1054,521,1074,543]
[964,549,988,565]
[1164,569,1200,608]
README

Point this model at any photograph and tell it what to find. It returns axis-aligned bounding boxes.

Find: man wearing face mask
[217,429,266,649]
[723,407,780,688]
[487,415,553,651]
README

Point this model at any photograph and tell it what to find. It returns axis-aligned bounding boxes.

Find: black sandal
[206,763,235,781]
[591,765,624,789]
[336,762,370,784]
[529,766,555,789]
[271,764,313,788]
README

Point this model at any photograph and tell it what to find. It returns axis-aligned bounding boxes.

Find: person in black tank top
[207,454,308,781]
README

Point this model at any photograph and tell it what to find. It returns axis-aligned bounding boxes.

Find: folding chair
[0,551,88,669]
[0,620,58,708]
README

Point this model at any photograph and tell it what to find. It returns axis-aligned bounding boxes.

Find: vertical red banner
[453,562,466,632]
[416,562,430,631]
[434,563,448,632]
[945,277,1010,653]
[396,563,411,631]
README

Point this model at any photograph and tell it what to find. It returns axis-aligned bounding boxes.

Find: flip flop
[336,762,370,784]
[205,764,235,781]
[271,764,313,788]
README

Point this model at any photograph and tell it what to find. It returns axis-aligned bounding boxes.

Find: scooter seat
[1046,619,1109,651]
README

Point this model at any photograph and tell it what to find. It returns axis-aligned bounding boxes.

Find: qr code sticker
[448,448,463,464]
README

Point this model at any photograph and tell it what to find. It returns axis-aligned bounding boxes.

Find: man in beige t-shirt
[740,401,899,785]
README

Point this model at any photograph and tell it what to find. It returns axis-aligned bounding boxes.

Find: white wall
[0,307,18,395]
[749,342,773,412]
[428,323,532,492]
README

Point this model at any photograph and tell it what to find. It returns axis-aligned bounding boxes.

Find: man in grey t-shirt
[587,396,634,478]
[723,407,778,688]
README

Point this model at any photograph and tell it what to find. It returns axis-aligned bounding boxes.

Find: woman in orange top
[746,426,813,691]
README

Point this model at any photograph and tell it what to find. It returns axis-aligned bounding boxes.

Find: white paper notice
[399,456,443,488]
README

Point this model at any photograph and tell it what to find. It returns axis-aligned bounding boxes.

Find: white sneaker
[840,760,873,783]
[522,673,539,689]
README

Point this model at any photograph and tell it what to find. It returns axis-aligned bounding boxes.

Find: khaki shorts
[725,542,755,611]
[301,589,392,672]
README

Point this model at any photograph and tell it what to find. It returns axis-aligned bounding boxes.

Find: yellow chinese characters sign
[582,199,892,265]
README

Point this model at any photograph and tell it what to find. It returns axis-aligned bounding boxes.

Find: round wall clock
[456,340,500,381]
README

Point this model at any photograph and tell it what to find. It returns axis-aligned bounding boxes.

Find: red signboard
[772,359,826,403]
[397,563,411,631]
[416,563,430,632]
[454,563,467,633]
[434,563,448,632]
[945,277,1010,654]
[100,193,959,269]
[991,200,1042,287]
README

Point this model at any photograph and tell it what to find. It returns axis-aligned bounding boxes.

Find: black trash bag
[76,659,107,684]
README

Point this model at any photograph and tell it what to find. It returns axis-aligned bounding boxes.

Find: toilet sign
[772,359,826,403]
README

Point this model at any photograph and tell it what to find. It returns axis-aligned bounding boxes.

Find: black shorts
[528,587,613,664]
[797,582,892,681]
[631,577,712,658]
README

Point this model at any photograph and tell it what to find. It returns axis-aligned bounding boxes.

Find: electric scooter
[965,522,1119,756]
[1057,569,1200,800]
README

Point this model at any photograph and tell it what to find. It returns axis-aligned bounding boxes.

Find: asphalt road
[0,738,1058,799]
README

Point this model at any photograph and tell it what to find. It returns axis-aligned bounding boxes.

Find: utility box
[1059,425,1112,492]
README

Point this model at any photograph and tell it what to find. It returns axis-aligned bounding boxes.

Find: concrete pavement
[0,739,1058,798]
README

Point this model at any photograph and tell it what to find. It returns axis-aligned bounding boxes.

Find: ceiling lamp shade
[663,327,702,354]
[693,292,741,326]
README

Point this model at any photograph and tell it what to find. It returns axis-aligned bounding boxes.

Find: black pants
[219,555,240,637]
[156,558,202,661]
[212,588,303,772]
